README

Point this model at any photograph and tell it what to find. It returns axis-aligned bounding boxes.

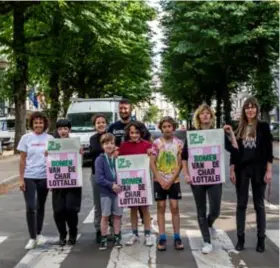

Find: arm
[224,125,238,152]
[95,158,114,189]
[19,152,26,191]
[264,122,273,183]
[168,152,182,185]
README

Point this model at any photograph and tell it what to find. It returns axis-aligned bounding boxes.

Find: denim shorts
[100,195,123,217]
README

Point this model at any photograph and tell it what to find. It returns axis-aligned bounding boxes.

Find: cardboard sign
[46,138,83,189]
[187,129,225,185]
[116,154,153,207]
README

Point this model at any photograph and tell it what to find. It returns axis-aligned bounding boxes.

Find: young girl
[230,97,273,253]
[182,104,238,254]
[119,121,153,247]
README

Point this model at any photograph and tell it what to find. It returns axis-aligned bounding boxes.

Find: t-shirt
[242,126,257,164]
[17,132,53,179]
[108,120,151,147]
[152,137,183,183]
[119,140,152,155]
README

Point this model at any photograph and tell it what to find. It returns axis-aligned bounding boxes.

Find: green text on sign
[118,158,132,169]
[121,177,142,185]
[48,141,62,151]
[189,133,205,145]
[194,154,216,162]
[51,160,73,167]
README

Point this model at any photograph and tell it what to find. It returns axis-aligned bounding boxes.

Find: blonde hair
[235,96,260,139]
[100,133,115,145]
[193,104,216,130]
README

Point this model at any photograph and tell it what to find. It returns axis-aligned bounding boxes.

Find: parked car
[270,122,279,141]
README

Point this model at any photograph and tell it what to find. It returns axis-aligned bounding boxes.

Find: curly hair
[91,114,108,126]
[124,121,145,141]
[158,116,177,131]
[29,112,49,132]
[192,104,216,130]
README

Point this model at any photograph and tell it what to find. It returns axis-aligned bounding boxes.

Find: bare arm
[19,152,26,181]
[150,155,161,180]
[169,153,182,184]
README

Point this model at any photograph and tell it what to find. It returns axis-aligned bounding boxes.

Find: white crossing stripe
[266,229,279,248]
[186,229,248,268]
[83,207,95,224]
[106,234,157,268]
[13,235,81,268]
[0,236,8,244]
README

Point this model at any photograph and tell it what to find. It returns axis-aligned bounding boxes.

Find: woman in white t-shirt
[17,112,52,250]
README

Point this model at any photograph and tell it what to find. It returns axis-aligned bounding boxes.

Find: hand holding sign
[223,125,233,135]
[112,183,122,193]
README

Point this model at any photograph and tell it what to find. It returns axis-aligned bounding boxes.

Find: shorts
[154,181,182,201]
[100,195,123,217]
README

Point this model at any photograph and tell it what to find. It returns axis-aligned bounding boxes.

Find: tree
[143,105,161,123]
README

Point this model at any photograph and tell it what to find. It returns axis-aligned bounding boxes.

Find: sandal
[157,239,167,251]
[174,238,184,250]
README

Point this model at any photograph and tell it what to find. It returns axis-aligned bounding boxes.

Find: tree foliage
[143,104,161,123]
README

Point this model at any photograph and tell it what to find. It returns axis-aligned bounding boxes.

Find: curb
[0,175,19,195]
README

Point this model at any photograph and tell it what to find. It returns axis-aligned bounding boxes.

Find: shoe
[209,227,218,239]
[145,235,153,247]
[59,237,67,247]
[36,235,45,246]
[157,239,167,251]
[114,235,123,249]
[256,237,265,253]
[96,230,102,244]
[25,239,37,250]
[235,235,245,251]
[201,242,213,254]
[68,235,77,246]
[174,238,184,250]
[125,234,140,246]
[99,237,108,251]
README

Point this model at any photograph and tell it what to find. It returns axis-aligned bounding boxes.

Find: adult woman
[89,114,108,243]
[17,112,52,250]
[182,104,238,254]
[230,97,273,253]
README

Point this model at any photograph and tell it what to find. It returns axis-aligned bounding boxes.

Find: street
[0,154,279,268]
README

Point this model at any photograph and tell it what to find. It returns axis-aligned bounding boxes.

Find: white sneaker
[202,242,213,254]
[209,227,218,239]
[145,235,153,247]
[125,234,140,246]
[25,239,37,250]
[36,235,45,246]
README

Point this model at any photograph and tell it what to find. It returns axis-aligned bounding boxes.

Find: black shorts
[154,181,182,201]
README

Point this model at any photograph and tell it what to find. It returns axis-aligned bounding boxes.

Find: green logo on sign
[118,158,132,169]
[190,133,205,145]
[48,141,61,151]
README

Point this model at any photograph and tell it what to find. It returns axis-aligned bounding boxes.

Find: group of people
[17,96,273,256]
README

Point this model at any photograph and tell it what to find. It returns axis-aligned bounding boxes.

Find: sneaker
[36,235,45,246]
[25,239,37,250]
[145,235,153,247]
[125,234,140,246]
[209,227,218,239]
[59,236,67,247]
[96,230,102,244]
[174,238,184,250]
[68,235,77,246]
[99,238,108,251]
[114,235,123,249]
[201,242,213,254]
[157,239,167,251]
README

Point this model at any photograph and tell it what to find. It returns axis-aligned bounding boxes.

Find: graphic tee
[152,137,183,183]
[242,125,257,164]
[17,132,53,179]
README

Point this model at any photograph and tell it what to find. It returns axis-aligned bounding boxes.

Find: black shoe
[235,235,245,251]
[68,235,77,246]
[157,239,167,251]
[256,237,265,253]
[114,234,123,249]
[96,230,102,244]
[174,238,184,250]
[59,236,67,247]
[99,237,108,251]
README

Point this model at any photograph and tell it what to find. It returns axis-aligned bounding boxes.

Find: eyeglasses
[245,106,256,110]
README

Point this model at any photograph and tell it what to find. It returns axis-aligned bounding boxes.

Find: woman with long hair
[230,97,273,253]
[182,103,238,254]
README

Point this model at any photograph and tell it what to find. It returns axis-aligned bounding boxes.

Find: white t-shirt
[17,132,53,179]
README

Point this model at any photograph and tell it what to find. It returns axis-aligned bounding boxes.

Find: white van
[0,116,15,150]
[66,97,121,163]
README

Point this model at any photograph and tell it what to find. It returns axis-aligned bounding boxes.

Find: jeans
[236,165,266,238]
[23,178,49,239]
[191,183,222,243]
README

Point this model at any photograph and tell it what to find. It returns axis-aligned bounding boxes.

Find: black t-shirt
[108,120,151,147]
[89,132,104,174]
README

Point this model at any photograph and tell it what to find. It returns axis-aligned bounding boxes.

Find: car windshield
[67,112,113,133]
[0,119,15,131]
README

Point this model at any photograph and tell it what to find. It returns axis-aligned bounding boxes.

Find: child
[119,121,153,247]
[150,116,184,251]
[51,119,82,246]
[95,133,123,250]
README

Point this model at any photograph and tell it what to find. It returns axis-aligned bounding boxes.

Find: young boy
[95,133,123,250]
[51,119,82,246]
[150,116,184,251]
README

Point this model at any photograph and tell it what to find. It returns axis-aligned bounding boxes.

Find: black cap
[56,119,71,129]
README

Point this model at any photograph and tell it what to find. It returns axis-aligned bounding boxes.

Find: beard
[120,114,130,121]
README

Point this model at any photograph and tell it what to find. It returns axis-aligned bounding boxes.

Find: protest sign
[46,138,82,189]
[116,154,153,207]
[187,129,225,185]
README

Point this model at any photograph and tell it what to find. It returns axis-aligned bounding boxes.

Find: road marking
[0,174,18,184]
[83,207,95,224]
[249,190,280,211]
[106,234,157,268]
[13,235,81,268]
[186,229,248,268]
[266,229,279,248]
[0,236,8,244]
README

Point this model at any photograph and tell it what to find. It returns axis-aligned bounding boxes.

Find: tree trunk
[222,87,232,124]
[215,90,222,128]
[13,6,27,152]
[49,71,60,131]
[61,81,73,117]
[261,106,271,123]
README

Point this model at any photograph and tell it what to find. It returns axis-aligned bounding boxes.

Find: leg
[130,207,138,235]
[207,184,222,227]
[101,216,109,236]
[157,201,166,235]
[91,175,102,232]
[35,179,49,235]
[138,206,144,224]
[140,206,151,233]
[169,199,180,234]
[191,185,210,243]
[23,179,37,239]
